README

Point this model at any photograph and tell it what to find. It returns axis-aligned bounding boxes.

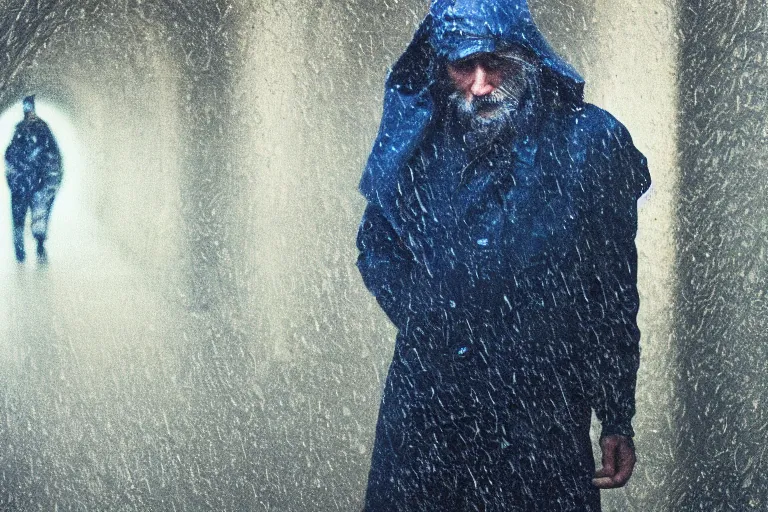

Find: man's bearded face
[446,49,542,145]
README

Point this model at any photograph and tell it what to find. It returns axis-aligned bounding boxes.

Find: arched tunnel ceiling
[0,0,238,108]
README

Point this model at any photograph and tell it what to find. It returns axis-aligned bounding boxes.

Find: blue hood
[360,0,584,231]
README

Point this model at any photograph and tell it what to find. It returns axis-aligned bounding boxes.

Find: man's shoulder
[27,119,56,142]
[554,102,630,143]
[14,118,47,131]
[31,118,51,130]
[557,103,650,197]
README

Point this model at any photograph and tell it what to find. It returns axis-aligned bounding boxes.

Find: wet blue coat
[357,1,650,510]
[5,116,62,196]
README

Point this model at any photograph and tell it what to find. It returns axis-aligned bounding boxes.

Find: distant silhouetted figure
[5,95,62,262]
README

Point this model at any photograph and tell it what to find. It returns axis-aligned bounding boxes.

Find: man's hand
[592,434,636,489]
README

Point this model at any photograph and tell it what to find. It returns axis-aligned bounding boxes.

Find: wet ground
[0,186,375,510]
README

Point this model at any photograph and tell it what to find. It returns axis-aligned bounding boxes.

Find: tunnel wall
[673,0,768,509]
[228,2,430,508]
[232,0,429,361]
[74,51,184,279]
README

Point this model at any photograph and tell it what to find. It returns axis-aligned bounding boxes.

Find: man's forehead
[451,46,537,65]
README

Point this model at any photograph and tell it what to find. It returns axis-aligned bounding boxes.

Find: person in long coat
[5,95,62,262]
[356,0,651,510]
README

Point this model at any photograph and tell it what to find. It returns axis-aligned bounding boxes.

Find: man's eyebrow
[450,58,478,68]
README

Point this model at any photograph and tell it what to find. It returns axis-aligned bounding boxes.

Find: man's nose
[469,65,496,97]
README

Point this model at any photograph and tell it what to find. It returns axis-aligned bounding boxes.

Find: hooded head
[22,95,36,115]
[360,0,584,230]
[428,0,582,99]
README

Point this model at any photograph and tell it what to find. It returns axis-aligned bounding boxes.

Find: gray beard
[447,69,541,151]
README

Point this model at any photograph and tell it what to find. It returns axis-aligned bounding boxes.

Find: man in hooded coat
[5,95,63,262]
[356,0,651,510]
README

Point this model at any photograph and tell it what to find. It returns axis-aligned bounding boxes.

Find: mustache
[472,93,507,111]
[449,73,534,118]
[449,89,519,120]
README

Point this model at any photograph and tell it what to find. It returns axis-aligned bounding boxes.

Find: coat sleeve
[5,127,21,168]
[356,203,416,331]
[39,122,62,174]
[587,119,651,438]
[40,122,60,155]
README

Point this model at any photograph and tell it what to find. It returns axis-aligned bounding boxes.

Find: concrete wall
[673,1,768,509]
